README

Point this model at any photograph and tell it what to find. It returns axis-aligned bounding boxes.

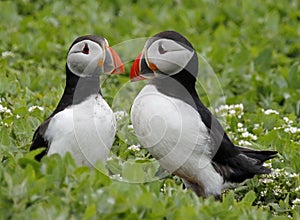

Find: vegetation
[0,0,299,219]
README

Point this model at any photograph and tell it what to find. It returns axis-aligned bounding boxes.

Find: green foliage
[0,0,299,219]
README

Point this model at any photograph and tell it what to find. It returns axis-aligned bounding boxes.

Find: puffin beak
[130,53,146,81]
[130,52,155,82]
[101,47,125,75]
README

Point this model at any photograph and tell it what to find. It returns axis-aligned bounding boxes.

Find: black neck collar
[51,65,101,116]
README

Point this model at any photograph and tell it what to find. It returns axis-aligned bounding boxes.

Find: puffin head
[67,35,124,77]
[130,30,198,81]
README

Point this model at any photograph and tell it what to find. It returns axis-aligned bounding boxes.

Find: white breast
[45,94,116,167]
[131,85,223,195]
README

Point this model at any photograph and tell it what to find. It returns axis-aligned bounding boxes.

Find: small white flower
[0,121,9,127]
[283,117,293,124]
[107,197,115,205]
[1,51,14,58]
[128,144,141,152]
[237,127,247,133]
[127,124,134,129]
[237,122,243,128]
[262,109,279,115]
[253,124,260,129]
[284,127,300,134]
[292,198,300,205]
[28,106,44,112]
[241,131,249,138]
[229,109,236,115]
[16,114,21,119]
[238,140,252,146]
[0,104,12,114]
[114,111,127,121]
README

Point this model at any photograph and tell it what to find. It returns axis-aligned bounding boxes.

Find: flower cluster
[0,100,12,127]
[261,109,279,115]
[28,105,44,112]
[215,104,244,119]
[114,110,128,121]
[257,165,300,209]
[0,103,12,115]
[128,144,141,152]
[215,104,258,146]
[1,51,14,58]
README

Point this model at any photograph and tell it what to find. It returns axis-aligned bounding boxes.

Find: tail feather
[236,146,277,164]
[213,146,277,183]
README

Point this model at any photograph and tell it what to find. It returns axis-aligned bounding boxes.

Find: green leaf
[240,190,256,206]
[254,49,273,72]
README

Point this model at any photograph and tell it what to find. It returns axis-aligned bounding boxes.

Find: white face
[145,39,195,75]
[67,39,107,77]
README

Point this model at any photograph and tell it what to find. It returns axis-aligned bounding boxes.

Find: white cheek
[67,54,88,76]
[67,40,104,77]
[67,52,103,77]
[147,43,194,75]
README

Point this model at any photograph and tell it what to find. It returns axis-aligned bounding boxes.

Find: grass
[0,0,299,219]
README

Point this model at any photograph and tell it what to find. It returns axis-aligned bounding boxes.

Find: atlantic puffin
[130,30,277,199]
[30,35,124,167]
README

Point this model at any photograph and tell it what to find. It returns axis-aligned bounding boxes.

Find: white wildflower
[127,124,134,129]
[249,133,257,140]
[287,172,298,178]
[96,189,104,195]
[253,123,260,129]
[237,127,247,133]
[241,131,250,138]
[1,51,14,58]
[237,122,243,128]
[262,109,279,115]
[260,190,267,197]
[238,140,252,146]
[292,198,300,205]
[215,103,244,118]
[260,177,274,184]
[107,197,115,205]
[0,104,12,114]
[114,111,127,121]
[16,114,21,119]
[284,127,300,134]
[28,106,44,112]
[229,109,236,115]
[264,162,272,168]
[0,121,9,127]
[295,186,300,192]
[128,144,141,152]
[283,117,293,124]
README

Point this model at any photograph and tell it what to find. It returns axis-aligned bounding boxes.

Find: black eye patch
[158,42,167,54]
[82,43,89,54]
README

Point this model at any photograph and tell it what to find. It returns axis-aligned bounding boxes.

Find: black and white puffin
[130,30,277,199]
[30,35,124,167]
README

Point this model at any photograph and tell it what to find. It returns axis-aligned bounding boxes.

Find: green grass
[0,0,299,219]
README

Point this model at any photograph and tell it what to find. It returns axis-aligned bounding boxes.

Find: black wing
[193,97,240,162]
[30,119,51,161]
[194,96,277,183]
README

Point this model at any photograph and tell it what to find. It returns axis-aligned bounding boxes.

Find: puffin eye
[158,42,167,54]
[82,43,89,54]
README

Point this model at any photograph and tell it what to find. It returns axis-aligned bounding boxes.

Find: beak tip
[107,47,125,75]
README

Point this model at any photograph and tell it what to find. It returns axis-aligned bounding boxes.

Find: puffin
[30,35,124,167]
[130,30,277,199]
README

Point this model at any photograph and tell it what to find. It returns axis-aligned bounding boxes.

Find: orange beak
[102,47,125,74]
[130,52,147,81]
